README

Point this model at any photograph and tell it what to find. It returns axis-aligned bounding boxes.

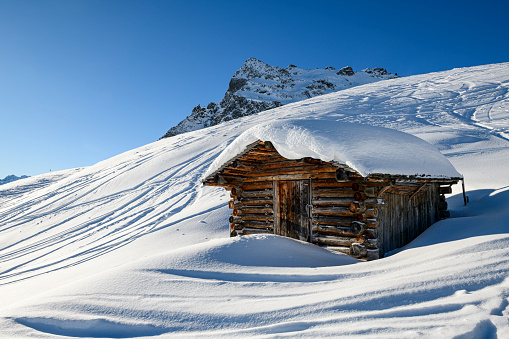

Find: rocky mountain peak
[0,174,29,185]
[160,59,399,139]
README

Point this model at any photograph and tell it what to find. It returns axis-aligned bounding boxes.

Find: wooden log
[233,209,272,217]
[239,221,273,229]
[312,181,355,189]
[243,172,336,182]
[241,215,274,222]
[312,198,353,207]
[363,208,378,218]
[206,174,243,187]
[312,189,355,198]
[245,165,337,177]
[350,243,367,258]
[241,207,273,214]
[312,234,357,247]
[364,238,380,249]
[241,199,273,206]
[229,215,243,224]
[239,228,272,235]
[363,198,385,206]
[349,201,365,213]
[240,181,273,191]
[239,190,274,199]
[354,191,369,201]
[365,228,377,238]
[312,225,355,237]
[364,187,377,197]
[312,207,356,217]
[366,218,380,228]
[312,215,358,227]
[230,224,238,237]
[366,249,380,261]
[257,160,334,171]
[350,221,366,234]
[263,141,274,149]
[335,168,350,182]
[227,162,257,172]
[229,200,243,209]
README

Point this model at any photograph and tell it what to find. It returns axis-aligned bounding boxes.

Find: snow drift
[1,63,509,338]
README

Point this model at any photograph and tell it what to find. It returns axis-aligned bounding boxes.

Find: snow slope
[1,63,509,338]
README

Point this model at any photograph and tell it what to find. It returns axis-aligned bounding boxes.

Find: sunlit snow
[1,63,508,338]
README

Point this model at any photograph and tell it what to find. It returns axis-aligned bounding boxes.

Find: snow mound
[205,119,461,178]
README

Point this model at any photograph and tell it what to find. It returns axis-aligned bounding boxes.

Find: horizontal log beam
[243,165,337,177]
[312,190,355,198]
[312,215,358,227]
[312,198,353,207]
[312,235,357,247]
[239,228,273,235]
[241,207,274,214]
[312,225,356,237]
[244,172,336,182]
[312,181,356,189]
[240,181,273,191]
[312,206,357,217]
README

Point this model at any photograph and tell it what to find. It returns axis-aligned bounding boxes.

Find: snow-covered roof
[204,119,461,179]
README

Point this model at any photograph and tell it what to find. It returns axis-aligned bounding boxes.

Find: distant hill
[0,174,29,185]
[160,58,398,138]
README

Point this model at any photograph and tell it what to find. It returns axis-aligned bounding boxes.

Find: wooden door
[274,180,310,241]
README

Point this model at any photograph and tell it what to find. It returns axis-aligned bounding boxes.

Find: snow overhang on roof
[203,119,462,180]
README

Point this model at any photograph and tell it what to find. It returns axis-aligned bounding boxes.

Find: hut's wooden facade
[203,140,459,260]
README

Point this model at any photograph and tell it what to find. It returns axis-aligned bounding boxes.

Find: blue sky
[1,0,508,178]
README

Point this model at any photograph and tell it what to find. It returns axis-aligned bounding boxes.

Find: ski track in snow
[1,63,509,338]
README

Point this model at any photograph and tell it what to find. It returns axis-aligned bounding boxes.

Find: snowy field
[1,63,508,338]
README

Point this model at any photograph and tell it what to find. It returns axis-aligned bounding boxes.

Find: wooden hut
[203,120,461,260]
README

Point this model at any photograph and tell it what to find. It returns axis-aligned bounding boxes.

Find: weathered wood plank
[243,172,336,182]
[312,198,353,207]
[312,235,357,247]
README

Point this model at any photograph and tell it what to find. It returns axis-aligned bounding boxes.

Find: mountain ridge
[160,58,399,138]
[0,174,29,185]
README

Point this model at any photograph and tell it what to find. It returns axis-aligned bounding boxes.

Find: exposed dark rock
[228,78,248,93]
[160,59,398,139]
[337,66,355,76]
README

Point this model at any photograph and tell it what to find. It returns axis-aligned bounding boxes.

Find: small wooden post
[461,178,467,206]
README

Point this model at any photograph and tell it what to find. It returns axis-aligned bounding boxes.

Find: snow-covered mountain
[1,63,509,338]
[0,174,29,186]
[160,58,398,138]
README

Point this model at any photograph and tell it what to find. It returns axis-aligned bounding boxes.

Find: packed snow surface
[205,119,461,179]
[1,63,509,338]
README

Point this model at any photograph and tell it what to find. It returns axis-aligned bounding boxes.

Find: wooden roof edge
[366,173,462,183]
[203,141,462,186]
[202,140,262,184]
